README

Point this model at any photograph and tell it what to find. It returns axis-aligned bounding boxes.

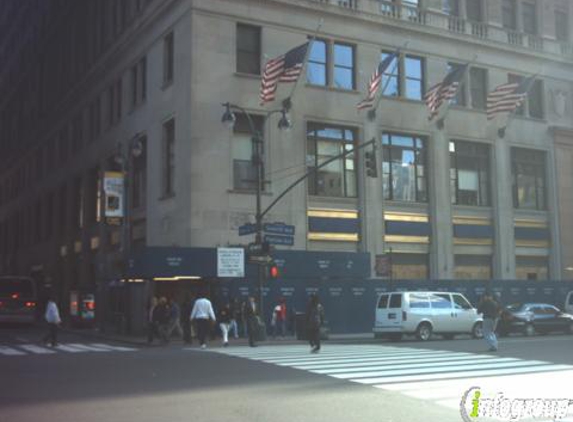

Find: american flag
[356,51,399,110]
[486,76,536,120]
[259,42,309,105]
[424,64,468,121]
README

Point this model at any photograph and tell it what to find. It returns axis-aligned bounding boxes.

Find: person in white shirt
[43,296,62,347]
[190,292,216,348]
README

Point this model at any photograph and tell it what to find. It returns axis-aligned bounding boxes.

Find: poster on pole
[104,171,124,220]
[217,248,245,278]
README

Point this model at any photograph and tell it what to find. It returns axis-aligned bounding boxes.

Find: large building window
[333,43,355,90]
[163,32,174,85]
[450,140,490,206]
[522,1,537,35]
[232,115,264,191]
[516,256,548,280]
[502,0,517,30]
[307,123,357,198]
[236,24,260,75]
[162,119,175,197]
[307,40,327,86]
[512,148,546,210]
[449,62,467,106]
[466,0,483,22]
[509,74,544,119]
[390,253,429,279]
[307,40,355,90]
[555,1,569,42]
[469,67,487,110]
[381,52,424,100]
[382,133,427,202]
[130,57,147,108]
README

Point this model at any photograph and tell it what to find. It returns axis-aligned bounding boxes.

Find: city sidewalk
[62,326,375,348]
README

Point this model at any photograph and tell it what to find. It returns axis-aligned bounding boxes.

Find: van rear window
[409,293,430,308]
[377,294,389,309]
[389,294,402,308]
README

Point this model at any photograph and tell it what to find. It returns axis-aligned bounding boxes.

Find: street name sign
[238,223,256,236]
[264,222,295,236]
[264,234,294,246]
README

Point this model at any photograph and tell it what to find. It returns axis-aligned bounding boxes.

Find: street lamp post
[113,136,144,333]
[221,102,291,326]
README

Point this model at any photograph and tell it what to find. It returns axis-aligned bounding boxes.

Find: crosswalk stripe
[309,354,496,374]
[267,351,465,366]
[19,344,56,354]
[0,346,26,356]
[333,358,537,379]
[54,344,89,353]
[67,343,110,352]
[89,343,137,352]
[363,364,571,385]
[261,350,452,364]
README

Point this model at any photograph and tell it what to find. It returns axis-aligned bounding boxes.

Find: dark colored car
[497,303,573,337]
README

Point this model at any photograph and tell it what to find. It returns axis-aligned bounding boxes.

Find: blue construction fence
[216,278,573,334]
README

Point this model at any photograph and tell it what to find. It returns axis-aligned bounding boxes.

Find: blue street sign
[263,222,295,236]
[264,234,294,246]
[238,223,256,236]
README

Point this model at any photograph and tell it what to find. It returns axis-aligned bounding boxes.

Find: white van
[565,291,573,315]
[373,291,483,341]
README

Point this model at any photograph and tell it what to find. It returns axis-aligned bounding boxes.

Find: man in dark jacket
[306,294,325,353]
[244,296,258,347]
[477,292,500,352]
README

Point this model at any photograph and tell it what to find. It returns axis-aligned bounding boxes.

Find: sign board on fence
[375,254,391,277]
[264,223,295,236]
[104,171,124,219]
[217,248,245,278]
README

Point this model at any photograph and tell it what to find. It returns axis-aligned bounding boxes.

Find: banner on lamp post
[104,171,124,223]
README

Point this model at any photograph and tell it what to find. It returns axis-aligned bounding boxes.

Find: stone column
[491,133,515,279]
[428,126,454,279]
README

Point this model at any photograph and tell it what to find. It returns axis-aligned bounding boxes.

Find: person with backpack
[306,294,325,353]
[477,291,501,352]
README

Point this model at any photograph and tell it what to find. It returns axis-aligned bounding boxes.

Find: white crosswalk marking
[0,342,138,356]
[212,344,573,415]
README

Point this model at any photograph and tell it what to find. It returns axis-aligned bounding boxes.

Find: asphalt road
[1,326,572,422]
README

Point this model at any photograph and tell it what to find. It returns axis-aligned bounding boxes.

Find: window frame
[306,122,358,199]
[236,23,261,75]
[161,119,175,197]
[380,52,425,101]
[449,140,491,207]
[382,133,428,203]
[232,114,265,192]
[163,32,174,85]
[307,39,328,87]
[511,148,546,210]
[333,42,355,90]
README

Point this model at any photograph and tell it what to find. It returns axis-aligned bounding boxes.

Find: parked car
[565,292,573,315]
[373,291,483,341]
[497,303,573,337]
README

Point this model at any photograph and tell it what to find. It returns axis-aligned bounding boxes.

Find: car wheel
[472,322,484,339]
[524,323,536,337]
[416,323,432,341]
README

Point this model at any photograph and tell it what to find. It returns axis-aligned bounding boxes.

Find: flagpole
[366,41,409,121]
[434,54,477,130]
[282,19,324,111]
[497,72,539,138]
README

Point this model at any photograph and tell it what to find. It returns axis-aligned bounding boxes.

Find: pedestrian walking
[229,298,240,339]
[271,297,287,339]
[181,294,193,344]
[154,297,171,344]
[167,298,183,339]
[218,302,232,347]
[306,294,325,353]
[190,291,216,348]
[43,295,61,347]
[244,296,259,347]
[477,291,501,352]
[147,296,159,343]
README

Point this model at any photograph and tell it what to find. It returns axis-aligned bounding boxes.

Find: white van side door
[387,293,403,327]
[429,293,455,333]
[452,293,476,332]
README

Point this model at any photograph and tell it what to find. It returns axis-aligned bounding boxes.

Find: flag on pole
[486,76,536,120]
[259,42,310,105]
[356,51,399,110]
[424,63,468,121]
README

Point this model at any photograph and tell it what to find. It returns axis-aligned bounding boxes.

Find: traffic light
[268,262,279,279]
[365,149,378,178]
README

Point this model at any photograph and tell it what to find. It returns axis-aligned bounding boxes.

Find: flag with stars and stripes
[356,51,399,110]
[259,42,309,105]
[486,76,536,120]
[424,63,468,121]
